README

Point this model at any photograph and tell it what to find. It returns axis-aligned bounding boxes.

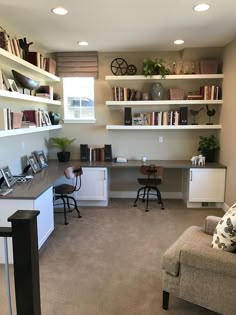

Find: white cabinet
[183,168,226,207]
[0,187,54,263]
[105,74,223,130]
[75,167,108,206]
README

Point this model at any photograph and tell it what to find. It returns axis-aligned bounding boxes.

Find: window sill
[63,119,96,124]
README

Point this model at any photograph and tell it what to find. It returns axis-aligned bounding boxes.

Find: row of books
[0,108,52,130]
[200,85,222,100]
[0,32,56,75]
[112,86,139,101]
[88,147,105,162]
[132,111,180,126]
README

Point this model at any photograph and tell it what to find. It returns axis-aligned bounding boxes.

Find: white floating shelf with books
[106,100,223,106]
[0,125,62,138]
[106,125,222,130]
[0,48,60,82]
[105,74,224,81]
[0,89,61,105]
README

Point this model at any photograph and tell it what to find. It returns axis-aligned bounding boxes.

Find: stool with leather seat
[53,165,83,225]
[134,164,165,211]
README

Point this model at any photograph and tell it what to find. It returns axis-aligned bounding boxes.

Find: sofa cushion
[161,226,210,276]
[211,203,236,252]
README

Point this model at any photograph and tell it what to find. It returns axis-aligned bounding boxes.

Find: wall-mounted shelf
[106,125,222,130]
[105,74,224,81]
[0,124,62,138]
[106,100,223,106]
[0,48,60,82]
[0,89,61,105]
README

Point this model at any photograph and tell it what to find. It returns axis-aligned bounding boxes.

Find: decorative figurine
[206,104,216,125]
[19,37,33,60]
[190,107,203,125]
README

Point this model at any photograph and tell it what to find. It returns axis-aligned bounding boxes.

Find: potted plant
[143,58,171,78]
[198,135,219,162]
[50,137,75,162]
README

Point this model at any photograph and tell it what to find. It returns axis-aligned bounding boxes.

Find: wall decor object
[190,107,203,125]
[18,37,33,60]
[27,155,41,173]
[111,58,128,75]
[49,111,60,125]
[12,70,40,94]
[206,105,216,125]
[126,64,137,75]
[33,150,48,168]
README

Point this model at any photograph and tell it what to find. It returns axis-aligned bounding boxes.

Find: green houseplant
[50,137,75,162]
[143,58,171,78]
[198,135,219,162]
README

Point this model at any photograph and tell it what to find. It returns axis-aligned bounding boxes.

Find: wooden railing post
[8,210,41,315]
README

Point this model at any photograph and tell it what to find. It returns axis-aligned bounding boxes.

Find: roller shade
[56,51,98,78]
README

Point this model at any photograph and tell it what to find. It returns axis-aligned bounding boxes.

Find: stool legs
[133,186,165,211]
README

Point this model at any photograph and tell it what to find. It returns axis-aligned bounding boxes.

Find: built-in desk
[0,160,226,263]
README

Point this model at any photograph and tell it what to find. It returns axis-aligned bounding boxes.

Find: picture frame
[0,69,4,90]
[43,110,52,126]
[33,150,48,168]
[8,79,19,92]
[2,72,11,91]
[27,155,41,174]
[0,165,17,187]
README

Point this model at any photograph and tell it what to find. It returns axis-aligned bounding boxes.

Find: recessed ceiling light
[51,7,68,15]
[174,39,185,45]
[78,41,88,46]
[193,4,210,12]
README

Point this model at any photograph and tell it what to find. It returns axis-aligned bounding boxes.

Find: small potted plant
[198,135,219,162]
[143,58,171,78]
[50,137,75,162]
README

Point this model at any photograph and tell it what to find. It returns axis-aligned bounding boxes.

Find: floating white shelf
[106,125,222,130]
[105,74,224,81]
[106,100,223,106]
[0,48,60,82]
[0,89,61,105]
[0,125,62,138]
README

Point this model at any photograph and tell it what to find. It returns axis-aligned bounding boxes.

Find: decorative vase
[150,82,164,100]
[202,150,216,162]
[57,152,70,162]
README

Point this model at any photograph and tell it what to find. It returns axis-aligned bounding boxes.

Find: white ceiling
[0,0,236,53]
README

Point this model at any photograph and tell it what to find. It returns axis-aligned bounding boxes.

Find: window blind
[56,51,98,78]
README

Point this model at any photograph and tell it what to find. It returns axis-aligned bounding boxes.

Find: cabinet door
[189,168,225,202]
[76,168,107,200]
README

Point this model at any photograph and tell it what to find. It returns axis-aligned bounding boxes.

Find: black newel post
[8,210,41,315]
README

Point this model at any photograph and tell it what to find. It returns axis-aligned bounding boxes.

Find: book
[26,51,41,67]
[36,85,53,99]
[0,108,8,130]
[11,111,23,129]
[45,57,56,74]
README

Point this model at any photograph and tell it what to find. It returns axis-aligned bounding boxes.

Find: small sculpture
[190,107,203,125]
[206,105,216,125]
[18,37,33,60]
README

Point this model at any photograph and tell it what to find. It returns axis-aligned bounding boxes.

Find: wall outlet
[159,136,163,143]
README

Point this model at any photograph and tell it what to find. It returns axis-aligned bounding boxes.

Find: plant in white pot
[50,137,75,162]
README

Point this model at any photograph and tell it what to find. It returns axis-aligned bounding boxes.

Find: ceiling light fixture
[51,7,68,15]
[193,3,210,12]
[78,41,88,46]
[174,39,185,45]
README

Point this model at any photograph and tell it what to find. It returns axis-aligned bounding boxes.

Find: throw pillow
[211,203,236,252]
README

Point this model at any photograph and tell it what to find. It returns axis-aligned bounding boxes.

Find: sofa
[161,215,236,315]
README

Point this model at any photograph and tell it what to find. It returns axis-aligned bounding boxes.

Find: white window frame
[62,77,96,123]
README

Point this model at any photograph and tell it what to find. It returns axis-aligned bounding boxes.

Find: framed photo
[2,72,11,91]
[27,155,41,174]
[0,165,17,187]
[34,150,48,168]
[43,110,52,126]
[0,69,4,90]
[8,79,19,92]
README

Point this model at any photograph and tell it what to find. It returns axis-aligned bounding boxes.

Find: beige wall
[220,39,236,206]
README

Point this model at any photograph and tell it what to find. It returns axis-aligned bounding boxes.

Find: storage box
[200,60,218,74]
[169,88,185,100]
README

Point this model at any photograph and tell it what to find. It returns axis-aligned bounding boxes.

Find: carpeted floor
[0,199,223,315]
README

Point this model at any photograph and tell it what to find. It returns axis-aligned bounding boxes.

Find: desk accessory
[27,155,41,173]
[104,144,112,162]
[0,166,17,188]
[0,188,13,196]
[80,144,89,161]
[33,150,48,168]
[115,157,128,163]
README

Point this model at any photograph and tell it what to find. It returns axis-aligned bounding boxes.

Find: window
[63,77,95,122]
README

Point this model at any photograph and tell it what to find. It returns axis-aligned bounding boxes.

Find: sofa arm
[180,243,236,278]
[204,216,221,235]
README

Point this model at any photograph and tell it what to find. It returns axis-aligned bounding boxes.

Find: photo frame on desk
[0,166,17,188]
[34,150,48,168]
[27,155,41,174]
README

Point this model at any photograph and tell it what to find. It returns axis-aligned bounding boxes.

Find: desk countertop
[0,160,226,200]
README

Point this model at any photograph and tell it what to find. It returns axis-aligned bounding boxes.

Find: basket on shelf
[169,88,185,100]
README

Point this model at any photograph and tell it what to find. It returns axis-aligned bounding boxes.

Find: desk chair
[134,164,165,211]
[53,165,82,225]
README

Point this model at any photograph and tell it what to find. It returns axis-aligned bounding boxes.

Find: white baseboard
[109,191,183,199]
[185,201,224,209]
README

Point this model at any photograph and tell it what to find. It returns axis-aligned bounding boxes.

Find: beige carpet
[0,199,223,315]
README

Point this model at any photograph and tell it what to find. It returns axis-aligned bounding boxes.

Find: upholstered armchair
[161,216,236,315]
